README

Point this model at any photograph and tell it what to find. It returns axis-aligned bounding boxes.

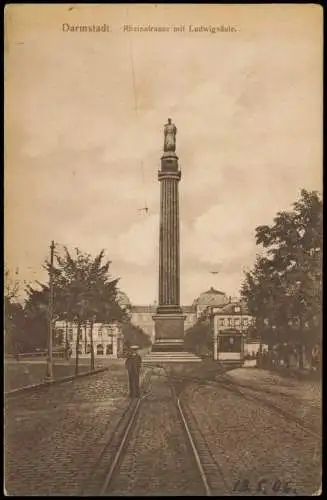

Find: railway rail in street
[83,366,219,496]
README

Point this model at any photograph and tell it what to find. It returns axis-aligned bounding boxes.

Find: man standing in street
[125,345,142,398]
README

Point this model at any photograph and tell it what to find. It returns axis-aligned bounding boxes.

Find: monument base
[152,313,185,352]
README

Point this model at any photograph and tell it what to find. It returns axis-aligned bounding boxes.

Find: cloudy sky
[5,4,322,305]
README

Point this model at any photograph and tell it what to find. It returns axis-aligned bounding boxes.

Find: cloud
[108,214,159,266]
[5,4,322,306]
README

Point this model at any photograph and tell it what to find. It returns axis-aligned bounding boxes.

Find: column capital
[158,171,181,182]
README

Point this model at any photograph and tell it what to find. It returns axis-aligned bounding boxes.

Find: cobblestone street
[108,369,205,496]
[5,364,133,496]
[226,368,321,435]
[182,370,321,496]
[5,363,322,496]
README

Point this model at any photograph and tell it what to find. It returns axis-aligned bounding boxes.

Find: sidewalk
[4,358,107,392]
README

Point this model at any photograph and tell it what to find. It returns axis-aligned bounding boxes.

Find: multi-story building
[183,306,197,330]
[211,300,255,360]
[54,321,123,358]
[129,287,230,337]
[211,300,254,333]
[130,305,157,342]
[53,288,245,357]
[193,287,229,319]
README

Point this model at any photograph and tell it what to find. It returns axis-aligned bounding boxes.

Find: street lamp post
[45,240,55,383]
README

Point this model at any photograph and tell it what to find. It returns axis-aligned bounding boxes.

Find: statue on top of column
[164,118,177,152]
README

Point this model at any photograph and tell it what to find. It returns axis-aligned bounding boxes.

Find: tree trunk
[84,323,87,355]
[298,318,304,370]
[90,321,95,371]
[75,320,81,376]
[298,344,304,370]
[65,321,69,359]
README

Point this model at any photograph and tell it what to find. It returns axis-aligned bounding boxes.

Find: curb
[5,366,109,397]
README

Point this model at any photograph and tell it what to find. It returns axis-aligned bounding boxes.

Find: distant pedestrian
[125,346,142,398]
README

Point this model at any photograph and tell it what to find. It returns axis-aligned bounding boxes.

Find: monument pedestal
[152,312,185,352]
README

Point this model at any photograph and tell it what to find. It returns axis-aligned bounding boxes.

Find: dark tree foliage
[185,317,213,357]
[241,189,322,363]
[20,247,127,372]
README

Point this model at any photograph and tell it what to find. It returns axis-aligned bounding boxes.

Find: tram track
[166,364,320,495]
[214,371,320,440]
[85,365,219,496]
[166,367,230,496]
[80,368,153,496]
[82,362,319,496]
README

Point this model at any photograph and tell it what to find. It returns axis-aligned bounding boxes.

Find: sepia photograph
[4,4,322,496]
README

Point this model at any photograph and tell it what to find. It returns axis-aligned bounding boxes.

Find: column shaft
[158,176,180,307]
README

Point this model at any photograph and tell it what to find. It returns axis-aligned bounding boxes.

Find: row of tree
[241,189,322,367]
[4,248,151,374]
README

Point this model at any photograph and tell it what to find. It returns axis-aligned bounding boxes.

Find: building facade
[129,287,230,339]
[211,301,255,360]
[130,306,157,343]
[54,321,123,358]
[53,288,242,356]
[192,287,229,319]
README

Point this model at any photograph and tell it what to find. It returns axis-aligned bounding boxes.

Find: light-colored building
[130,305,157,343]
[54,321,123,358]
[183,306,197,330]
[193,287,229,319]
[244,341,268,356]
[128,287,232,341]
[211,300,255,360]
[53,288,233,356]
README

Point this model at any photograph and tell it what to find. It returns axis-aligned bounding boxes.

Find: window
[220,318,225,327]
[219,335,242,353]
[228,318,233,327]
[235,318,240,327]
[55,328,64,340]
[106,344,113,355]
[243,318,248,327]
[96,344,104,355]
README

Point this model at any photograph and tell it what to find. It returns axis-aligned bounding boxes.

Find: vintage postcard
[4,3,322,496]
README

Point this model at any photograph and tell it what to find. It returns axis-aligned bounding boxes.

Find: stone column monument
[152,119,185,352]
